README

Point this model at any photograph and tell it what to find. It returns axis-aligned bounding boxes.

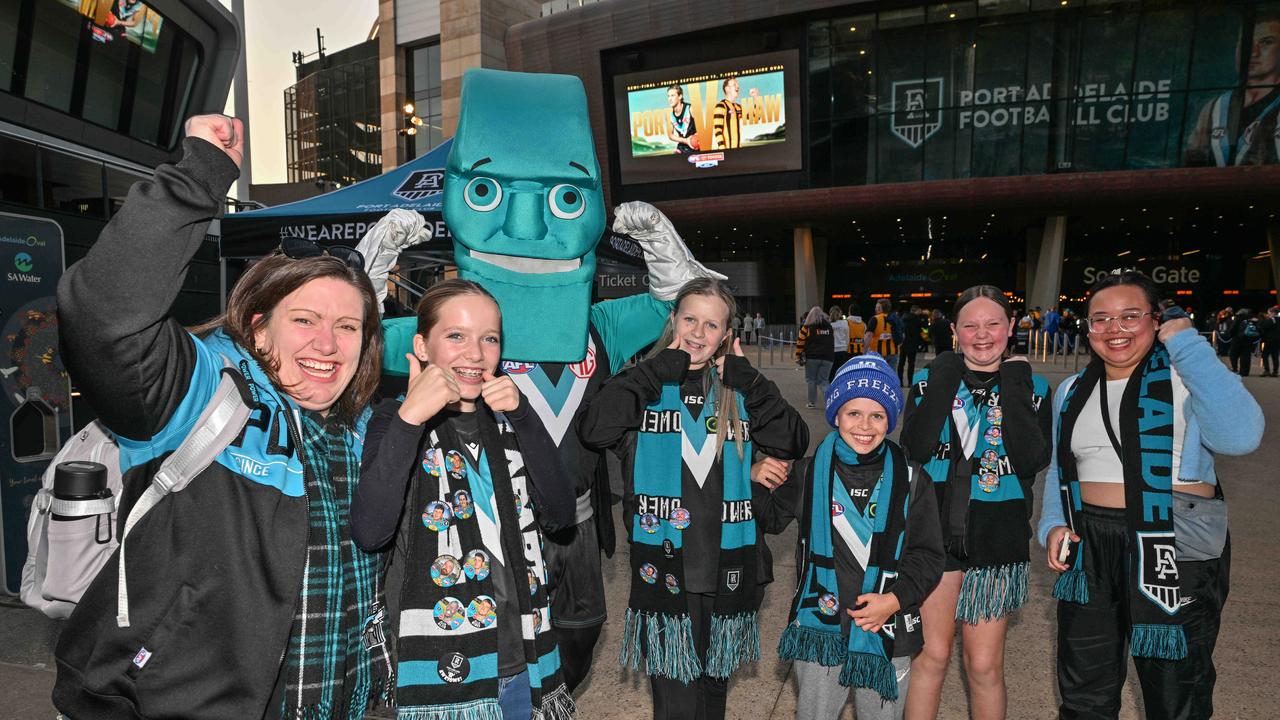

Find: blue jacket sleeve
[1036,375,1075,546]
[1165,328,1264,456]
[588,294,674,374]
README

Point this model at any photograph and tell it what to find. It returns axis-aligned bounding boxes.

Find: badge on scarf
[452,489,474,520]
[979,471,1000,493]
[431,554,462,587]
[980,448,999,470]
[437,652,470,683]
[986,406,1003,425]
[529,569,539,596]
[463,549,490,581]
[662,539,675,559]
[665,573,681,595]
[445,450,466,479]
[640,513,660,534]
[423,501,452,532]
[467,595,497,629]
[422,448,443,477]
[639,563,658,584]
[668,507,691,530]
[514,488,525,517]
[818,592,839,616]
[533,608,543,632]
[723,567,741,592]
[985,426,1003,446]
[434,598,465,630]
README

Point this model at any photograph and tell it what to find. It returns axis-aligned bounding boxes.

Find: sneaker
[806,403,816,409]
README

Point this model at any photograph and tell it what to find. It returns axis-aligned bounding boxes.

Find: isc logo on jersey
[501,361,537,375]
[567,347,596,379]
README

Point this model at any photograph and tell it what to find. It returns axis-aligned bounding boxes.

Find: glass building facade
[0,0,204,150]
[405,41,443,159]
[806,0,1280,187]
[284,40,382,185]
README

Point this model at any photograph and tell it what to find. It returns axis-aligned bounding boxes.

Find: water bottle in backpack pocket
[22,424,122,619]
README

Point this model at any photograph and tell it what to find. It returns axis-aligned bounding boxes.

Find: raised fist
[183,114,245,169]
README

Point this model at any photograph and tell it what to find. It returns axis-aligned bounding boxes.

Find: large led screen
[59,0,165,53]
[613,50,803,184]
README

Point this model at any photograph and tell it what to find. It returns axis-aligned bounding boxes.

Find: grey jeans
[792,656,912,720]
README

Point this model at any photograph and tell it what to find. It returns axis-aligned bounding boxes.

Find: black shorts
[543,515,607,628]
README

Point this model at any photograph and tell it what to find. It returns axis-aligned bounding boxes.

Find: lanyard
[1097,378,1125,463]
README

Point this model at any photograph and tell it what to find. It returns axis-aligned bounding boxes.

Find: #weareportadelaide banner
[857,2,1280,183]
[0,213,69,595]
[614,50,803,184]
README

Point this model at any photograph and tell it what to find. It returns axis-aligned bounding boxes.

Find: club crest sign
[394,169,445,201]
[891,79,944,148]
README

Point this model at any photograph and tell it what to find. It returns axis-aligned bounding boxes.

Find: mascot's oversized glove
[613,201,726,301]
[357,208,432,311]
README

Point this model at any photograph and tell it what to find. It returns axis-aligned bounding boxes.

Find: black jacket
[52,140,335,719]
[579,351,808,587]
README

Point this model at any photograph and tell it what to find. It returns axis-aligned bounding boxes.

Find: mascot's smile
[465,248,582,274]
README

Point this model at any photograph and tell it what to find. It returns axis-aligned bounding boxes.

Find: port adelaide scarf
[620,382,760,684]
[777,433,913,701]
[1053,345,1186,660]
[397,407,574,719]
[908,355,1046,624]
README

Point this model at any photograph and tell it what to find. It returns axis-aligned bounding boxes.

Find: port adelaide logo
[891,78,944,148]
[394,169,445,201]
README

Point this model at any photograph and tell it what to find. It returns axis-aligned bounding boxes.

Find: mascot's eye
[464,177,503,212]
[548,184,586,220]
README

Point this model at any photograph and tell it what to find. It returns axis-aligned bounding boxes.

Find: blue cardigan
[1037,328,1264,545]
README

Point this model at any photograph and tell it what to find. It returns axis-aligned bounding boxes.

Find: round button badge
[430,555,461,588]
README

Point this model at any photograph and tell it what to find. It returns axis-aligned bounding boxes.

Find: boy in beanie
[757,354,944,720]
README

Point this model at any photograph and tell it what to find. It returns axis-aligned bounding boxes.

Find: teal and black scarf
[620,381,760,683]
[778,433,912,701]
[397,407,574,719]
[1053,345,1186,660]
[283,410,393,719]
[905,355,1048,624]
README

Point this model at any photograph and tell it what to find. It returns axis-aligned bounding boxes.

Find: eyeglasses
[279,237,365,271]
[1086,311,1153,333]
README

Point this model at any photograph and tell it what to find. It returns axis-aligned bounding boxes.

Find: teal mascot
[380,68,724,692]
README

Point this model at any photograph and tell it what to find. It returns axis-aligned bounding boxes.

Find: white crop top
[1069,371,1192,485]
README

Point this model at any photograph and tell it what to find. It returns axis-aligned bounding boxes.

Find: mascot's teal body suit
[383,69,720,691]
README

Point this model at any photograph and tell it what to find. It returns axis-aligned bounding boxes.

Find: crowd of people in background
[787,299,1280,384]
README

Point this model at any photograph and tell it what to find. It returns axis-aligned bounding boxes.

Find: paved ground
[3,347,1277,719]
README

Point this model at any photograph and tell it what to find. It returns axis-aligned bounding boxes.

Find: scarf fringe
[532,683,577,720]
[1052,567,1090,604]
[619,608,702,683]
[777,624,847,666]
[705,612,761,680]
[955,561,1029,625]
[1131,623,1188,660]
[838,652,899,701]
[396,698,504,720]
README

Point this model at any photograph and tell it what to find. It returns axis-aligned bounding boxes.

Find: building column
[1028,215,1066,312]
[794,226,821,322]
[440,0,541,139]
[378,0,406,170]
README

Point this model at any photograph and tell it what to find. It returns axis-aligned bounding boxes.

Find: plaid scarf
[281,411,392,719]
[1053,345,1187,660]
[620,381,760,684]
[396,408,574,720]
[905,355,1048,623]
[778,434,913,701]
